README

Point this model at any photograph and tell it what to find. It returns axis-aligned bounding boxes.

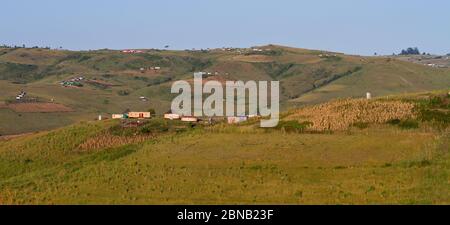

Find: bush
[148,108,156,117]
[419,109,450,125]
[413,94,450,127]
[387,119,418,129]
[353,122,369,129]
[398,120,419,129]
[387,119,401,125]
[276,120,312,133]
[117,90,130,96]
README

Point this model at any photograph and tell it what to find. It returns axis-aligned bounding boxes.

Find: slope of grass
[0,92,448,204]
[0,124,448,204]
[291,59,450,105]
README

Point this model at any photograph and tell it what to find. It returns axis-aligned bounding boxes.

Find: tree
[400,47,420,55]
[148,108,156,117]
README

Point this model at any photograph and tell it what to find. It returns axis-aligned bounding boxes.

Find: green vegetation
[400,47,420,55]
[1,45,450,135]
[0,62,39,83]
[398,120,419,129]
[0,92,448,204]
[117,90,130,96]
[276,120,312,133]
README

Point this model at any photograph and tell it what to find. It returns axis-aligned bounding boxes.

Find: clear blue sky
[1,0,449,55]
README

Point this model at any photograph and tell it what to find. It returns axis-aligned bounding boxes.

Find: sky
[1,0,449,55]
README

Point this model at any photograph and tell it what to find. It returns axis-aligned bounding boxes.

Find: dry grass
[286,98,416,131]
[77,133,151,151]
[0,189,16,205]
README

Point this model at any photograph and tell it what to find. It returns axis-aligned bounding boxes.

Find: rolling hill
[0,45,449,135]
[0,91,448,204]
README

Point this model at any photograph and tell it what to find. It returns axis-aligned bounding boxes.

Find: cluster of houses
[162,113,256,124]
[204,71,221,76]
[112,111,152,119]
[60,76,85,87]
[109,110,257,125]
[401,55,450,68]
[186,47,272,55]
[251,48,266,52]
[15,91,26,100]
[121,49,144,54]
[163,114,199,122]
[318,53,338,58]
[139,66,161,72]
[111,111,201,122]
[426,63,447,68]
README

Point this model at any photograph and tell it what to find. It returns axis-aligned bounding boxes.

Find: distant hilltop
[1,44,450,134]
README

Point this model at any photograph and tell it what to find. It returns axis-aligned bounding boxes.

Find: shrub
[419,109,450,127]
[276,120,312,133]
[353,122,369,129]
[148,108,156,117]
[398,120,419,129]
[117,90,130,96]
[387,119,401,125]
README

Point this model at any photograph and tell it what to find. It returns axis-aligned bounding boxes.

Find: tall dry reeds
[286,98,416,131]
[77,133,151,151]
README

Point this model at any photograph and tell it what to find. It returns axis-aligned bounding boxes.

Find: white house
[164,113,181,120]
[181,116,198,122]
[128,112,151,118]
[112,114,124,119]
[227,116,248,124]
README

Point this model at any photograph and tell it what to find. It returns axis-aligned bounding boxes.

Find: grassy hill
[0,45,449,135]
[0,91,448,204]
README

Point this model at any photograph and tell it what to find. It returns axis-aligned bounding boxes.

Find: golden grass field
[286,98,416,131]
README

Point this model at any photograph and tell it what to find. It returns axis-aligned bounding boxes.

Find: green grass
[0,122,448,204]
[1,92,449,205]
[0,109,79,135]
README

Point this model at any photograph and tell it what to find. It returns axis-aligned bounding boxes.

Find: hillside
[1,45,450,135]
[0,91,448,204]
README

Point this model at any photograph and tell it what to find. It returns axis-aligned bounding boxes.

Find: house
[112,114,124,119]
[164,113,181,120]
[227,116,248,124]
[181,116,198,122]
[128,112,151,118]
